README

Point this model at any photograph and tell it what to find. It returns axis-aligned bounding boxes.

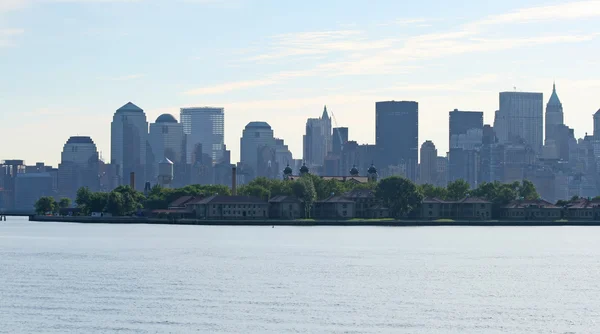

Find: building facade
[148,114,185,184]
[240,121,275,180]
[419,140,437,185]
[58,136,100,200]
[303,106,332,169]
[496,92,543,153]
[375,101,418,181]
[545,83,564,145]
[110,102,148,190]
[180,107,225,164]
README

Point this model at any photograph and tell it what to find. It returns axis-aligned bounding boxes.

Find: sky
[1,0,600,167]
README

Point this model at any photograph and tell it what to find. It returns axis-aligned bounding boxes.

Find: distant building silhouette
[419,140,437,185]
[58,136,100,201]
[303,106,332,170]
[180,107,225,164]
[375,101,418,181]
[148,114,184,186]
[496,92,543,153]
[111,102,148,190]
[240,121,275,182]
[545,82,564,145]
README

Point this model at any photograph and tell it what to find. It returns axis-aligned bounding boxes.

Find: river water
[1,217,600,333]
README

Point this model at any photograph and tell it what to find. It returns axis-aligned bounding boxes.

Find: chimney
[130,172,135,189]
[232,166,237,196]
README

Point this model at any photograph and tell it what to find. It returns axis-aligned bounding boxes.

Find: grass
[433,219,455,222]
[349,218,395,222]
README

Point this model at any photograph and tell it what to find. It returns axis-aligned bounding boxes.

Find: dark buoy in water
[272,225,274,228]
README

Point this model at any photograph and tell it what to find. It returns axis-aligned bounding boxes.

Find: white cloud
[184,1,600,96]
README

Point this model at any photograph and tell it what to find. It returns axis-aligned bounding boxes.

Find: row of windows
[216,204,264,209]
[504,211,560,217]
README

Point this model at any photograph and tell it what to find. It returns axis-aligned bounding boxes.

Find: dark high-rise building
[375,101,418,181]
[448,110,483,187]
[594,109,600,139]
[332,127,348,155]
[449,110,483,147]
[545,83,564,144]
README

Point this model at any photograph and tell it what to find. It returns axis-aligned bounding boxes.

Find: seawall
[28,215,600,226]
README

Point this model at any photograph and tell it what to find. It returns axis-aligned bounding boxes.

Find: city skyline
[2,0,600,165]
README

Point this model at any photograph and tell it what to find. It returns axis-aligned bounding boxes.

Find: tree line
[35,174,543,219]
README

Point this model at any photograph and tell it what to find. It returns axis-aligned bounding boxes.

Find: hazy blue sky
[1,0,600,166]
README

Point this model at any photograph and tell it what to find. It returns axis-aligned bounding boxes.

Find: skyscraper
[332,127,348,155]
[148,114,184,184]
[375,101,418,181]
[419,140,437,185]
[448,110,483,186]
[110,102,148,190]
[449,110,483,148]
[497,92,543,152]
[545,82,564,144]
[58,136,100,200]
[240,121,275,179]
[303,106,332,168]
[180,107,225,164]
[594,109,600,139]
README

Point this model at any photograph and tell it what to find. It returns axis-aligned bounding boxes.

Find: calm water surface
[1,217,600,333]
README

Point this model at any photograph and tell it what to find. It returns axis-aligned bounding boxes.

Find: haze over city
[1,0,600,166]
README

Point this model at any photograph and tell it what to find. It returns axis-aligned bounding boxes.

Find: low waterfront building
[421,197,492,220]
[501,199,561,220]
[189,195,269,219]
[342,189,389,218]
[313,196,355,219]
[268,195,303,219]
[563,198,600,220]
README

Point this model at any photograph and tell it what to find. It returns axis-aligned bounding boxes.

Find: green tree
[375,176,423,218]
[238,184,271,201]
[105,192,125,216]
[75,187,93,214]
[518,180,539,200]
[34,196,56,215]
[58,198,71,209]
[446,179,470,200]
[419,184,448,199]
[292,176,317,218]
[88,192,109,213]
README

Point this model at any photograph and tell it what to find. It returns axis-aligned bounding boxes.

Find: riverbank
[28,215,600,226]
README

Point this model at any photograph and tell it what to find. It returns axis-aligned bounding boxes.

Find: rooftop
[66,136,94,145]
[156,114,177,123]
[117,102,143,113]
[245,121,271,129]
[194,195,268,204]
[547,82,562,106]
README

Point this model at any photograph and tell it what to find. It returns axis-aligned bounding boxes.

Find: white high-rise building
[148,114,184,182]
[180,107,225,164]
[110,102,148,189]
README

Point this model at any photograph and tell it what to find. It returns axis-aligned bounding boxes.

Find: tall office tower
[436,156,448,187]
[303,106,332,168]
[496,91,543,152]
[57,136,100,200]
[419,140,437,185]
[148,114,184,183]
[332,127,349,155]
[480,125,504,183]
[240,122,275,179]
[180,107,225,164]
[449,110,483,148]
[594,109,600,139]
[110,102,148,190]
[545,83,564,144]
[448,110,484,186]
[376,101,418,181]
[0,160,25,210]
